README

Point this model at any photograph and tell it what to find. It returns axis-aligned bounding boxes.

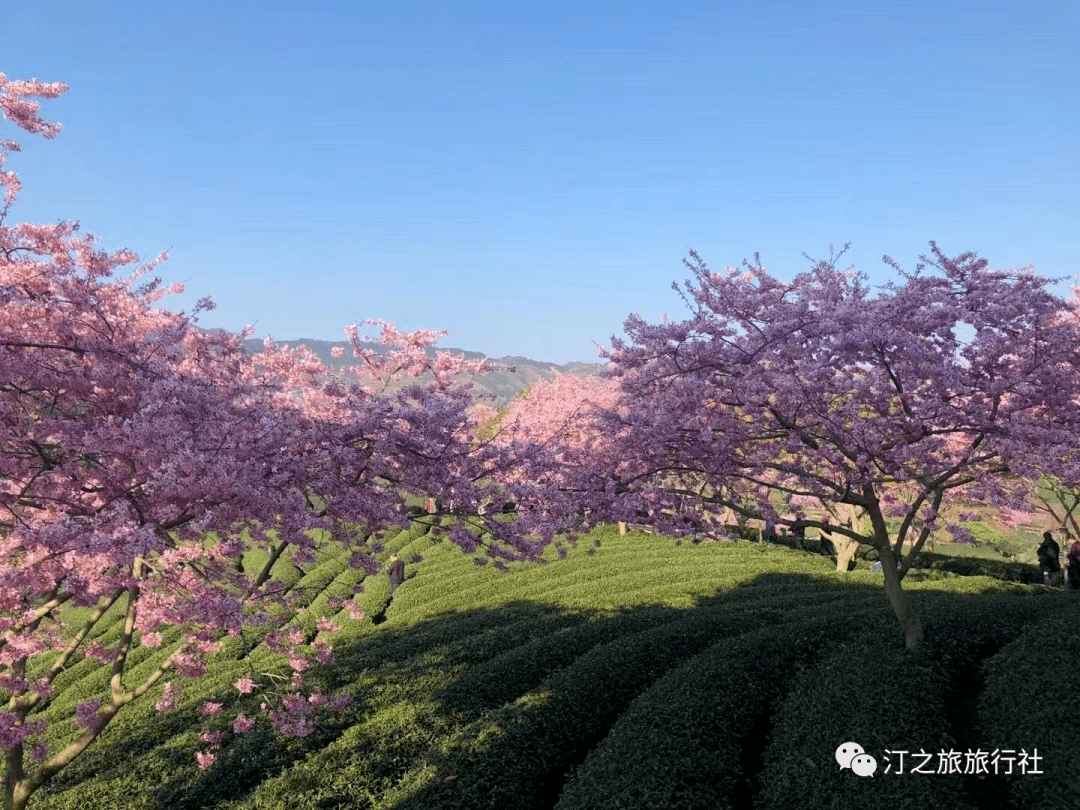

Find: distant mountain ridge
[240,336,607,406]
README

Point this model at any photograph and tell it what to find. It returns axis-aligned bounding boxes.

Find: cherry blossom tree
[581,244,1080,649]
[0,74,564,809]
[992,292,1080,543]
[493,373,647,545]
[1019,478,1080,539]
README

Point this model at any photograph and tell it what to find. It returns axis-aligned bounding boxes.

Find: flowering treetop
[600,245,1080,531]
[0,74,67,205]
[545,244,1080,647]
[0,72,572,807]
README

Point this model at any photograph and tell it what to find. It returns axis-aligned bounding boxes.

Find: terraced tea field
[28,526,1079,809]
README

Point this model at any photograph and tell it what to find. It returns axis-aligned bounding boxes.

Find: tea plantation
[25,526,1080,809]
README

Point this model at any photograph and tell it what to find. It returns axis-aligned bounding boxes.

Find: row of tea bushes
[18,530,746,807]
[909,552,1043,585]
[379,592,876,810]
[753,588,1070,810]
[757,637,975,809]
[552,604,893,810]
[27,527,1074,809]
[26,526,431,808]
[979,609,1080,810]
[228,585,862,810]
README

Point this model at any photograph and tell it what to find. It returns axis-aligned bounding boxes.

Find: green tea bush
[433,585,861,720]
[913,589,1060,670]
[241,590,863,810]
[289,549,350,605]
[909,552,1042,584]
[553,603,891,810]
[378,594,869,810]
[757,637,974,810]
[978,608,1080,810]
[390,548,829,620]
[25,528,1069,810]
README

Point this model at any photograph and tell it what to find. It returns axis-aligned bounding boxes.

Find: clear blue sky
[4,1,1078,364]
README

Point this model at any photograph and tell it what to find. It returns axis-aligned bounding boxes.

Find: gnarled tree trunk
[864,497,924,650]
[835,537,860,572]
[833,503,865,572]
[878,543,923,649]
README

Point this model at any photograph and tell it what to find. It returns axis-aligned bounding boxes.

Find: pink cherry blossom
[0,72,578,805]
[198,730,226,746]
[74,701,101,730]
[512,243,1080,650]
[327,693,352,711]
[234,678,257,694]
[198,702,223,717]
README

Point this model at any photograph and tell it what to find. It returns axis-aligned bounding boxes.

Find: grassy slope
[25,527,1078,810]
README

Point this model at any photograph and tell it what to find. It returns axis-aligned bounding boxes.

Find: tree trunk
[835,537,859,572]
[832,503,864,571]
[5,750,17,810]
[8,784,30,810]
[878,544,923,650]
[862,492,924,650]
[5,750,33,810]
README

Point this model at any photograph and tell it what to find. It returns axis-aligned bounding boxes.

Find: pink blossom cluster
[0,69,582,796]
[0,715,44,753]
[501,244,1080,650]
[154,682,183,713]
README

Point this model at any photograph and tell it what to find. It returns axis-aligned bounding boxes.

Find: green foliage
[24,528,1074,810]
[979,608,1080,810]
[758,636,976,810]
[382,599,835,810]
[910,551,1043,584]
[553,605,891,810]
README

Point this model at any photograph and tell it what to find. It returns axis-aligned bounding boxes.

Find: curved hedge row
[909,552,1043,585]
[553,604,892,809]
[228,589,867,810]
[380,597,870,810]
[979,608,1080,810]
[23,528,1071,810]
[757,636,975,810]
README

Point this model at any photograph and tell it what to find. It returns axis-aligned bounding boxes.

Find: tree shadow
[30,571,1073,810]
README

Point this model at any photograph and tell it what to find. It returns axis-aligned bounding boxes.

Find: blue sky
[4,1,1078,364]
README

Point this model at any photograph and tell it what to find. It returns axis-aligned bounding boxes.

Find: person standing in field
[387,554,405,593]
[791,521,806,550]
[763,518,778,544]
[1065,538,1080,591]
[1037,531,1062,586]
[818,520,837,559]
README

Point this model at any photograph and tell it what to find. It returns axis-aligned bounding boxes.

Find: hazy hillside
[241,336,607,406]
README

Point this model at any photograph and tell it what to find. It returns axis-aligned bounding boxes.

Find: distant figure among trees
[387,554,406,592]
[791,521,806,550]
[1037,531,1062,586]
[763,518,778,544]
[819,521,836,559]
[1065,538,1080,591]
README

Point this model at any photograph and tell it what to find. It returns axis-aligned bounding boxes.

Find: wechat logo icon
[836,742,877,777]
